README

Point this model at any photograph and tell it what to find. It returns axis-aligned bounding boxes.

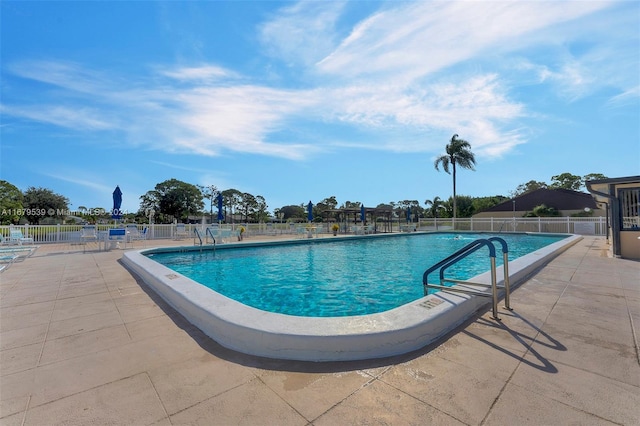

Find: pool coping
[122,232,582,361]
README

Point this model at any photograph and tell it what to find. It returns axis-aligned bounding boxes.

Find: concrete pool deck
[1,235,638,425]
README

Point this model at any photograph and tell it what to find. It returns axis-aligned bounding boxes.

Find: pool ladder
[422,237,512,321]
[194,228,216,250]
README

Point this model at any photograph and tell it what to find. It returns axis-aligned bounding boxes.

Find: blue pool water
[148,233,566,317]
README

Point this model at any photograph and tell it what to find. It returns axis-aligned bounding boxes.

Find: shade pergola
[322,206,395,233]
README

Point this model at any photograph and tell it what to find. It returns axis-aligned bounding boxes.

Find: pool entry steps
[423,237,512,321]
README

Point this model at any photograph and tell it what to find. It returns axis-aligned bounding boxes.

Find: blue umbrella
[360,205,365,222]
[307,201,313,222]
[111,186,122,220]
[216,193,224,222]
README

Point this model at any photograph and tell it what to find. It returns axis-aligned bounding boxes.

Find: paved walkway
[1,236,638,425]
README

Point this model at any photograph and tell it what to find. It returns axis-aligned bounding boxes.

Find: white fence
[0,217,608,244]
[417,216,607,235]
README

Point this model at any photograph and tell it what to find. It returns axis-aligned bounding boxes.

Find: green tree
[525,204,560,217]
[472,195,509,214]
[314,196,338,221]
[197,184,219,224]
[278,205,305,220]
[317,196,338,210]
[583,173,607,186]
[340,200,361,209]
[397,199,422,222]
[253,195,269,222]
[238,192,257,222]
[510,180,548,197]
[433,134,476,224]
[453,195,475,218]
[550,173,582,191]
[22,187,69,224]
[424,196,446,218]
[139,179,203,223]
[139,192,161,221]
[0,180,24,224]
[221,189,243,223]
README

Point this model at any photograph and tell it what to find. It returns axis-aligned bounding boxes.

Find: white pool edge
[122,234,582,362]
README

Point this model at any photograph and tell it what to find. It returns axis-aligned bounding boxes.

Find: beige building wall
[620,231,640,260]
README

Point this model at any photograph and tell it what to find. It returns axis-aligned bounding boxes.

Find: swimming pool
[147,233,566,317]
[122,232,581,361]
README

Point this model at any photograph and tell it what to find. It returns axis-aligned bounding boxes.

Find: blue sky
[2,1,639,214]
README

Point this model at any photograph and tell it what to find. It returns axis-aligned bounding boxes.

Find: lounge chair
[125,225,140,241]
[104,228,127,250]
[350,225,365,235]
[80,225,98,252]
[9,228,34,245]
[127,225,147,245]
[222,228,238,243]
[296,226,307,239]
[206,225,236,243]
[205,225,220,243]
[0,233,38,256]
[266,223,276,236]
[0,246,38,258]
[0,254,19,272]
[175,223,188,240]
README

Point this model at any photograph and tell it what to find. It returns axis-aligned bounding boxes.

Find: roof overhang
[586,175,640,203]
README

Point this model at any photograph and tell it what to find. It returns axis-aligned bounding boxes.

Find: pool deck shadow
[1,235,639,425]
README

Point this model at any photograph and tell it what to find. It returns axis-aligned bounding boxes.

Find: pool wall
[122,233,582,362]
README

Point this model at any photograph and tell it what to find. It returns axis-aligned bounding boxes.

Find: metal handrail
[488,237,511,311]
[423,239,495,291]
[205,227,217,248]
[423,237,511,320]
[193,228,203,246]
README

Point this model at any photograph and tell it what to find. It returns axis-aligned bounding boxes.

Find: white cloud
[8,60,112,95]
[2,0,632,165]
[316,1,611,82]
[168,85,323,159]
[0,104,112,130]
[40,171,113,193]
[159,65,238,82]
[605,86,640,108]
[314,74,525,155]
[4,61,323,159]
[259,1,346,67]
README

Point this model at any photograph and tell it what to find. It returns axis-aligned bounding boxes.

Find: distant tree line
[0,171,607,225]
[510,173,607,197]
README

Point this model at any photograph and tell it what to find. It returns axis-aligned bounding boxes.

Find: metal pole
[502,252,512,311]
[490,256,500,321]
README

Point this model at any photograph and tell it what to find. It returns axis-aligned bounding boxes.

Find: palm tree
[425,196,447,231]
[424,196,444,218]
[433,134,476,225]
